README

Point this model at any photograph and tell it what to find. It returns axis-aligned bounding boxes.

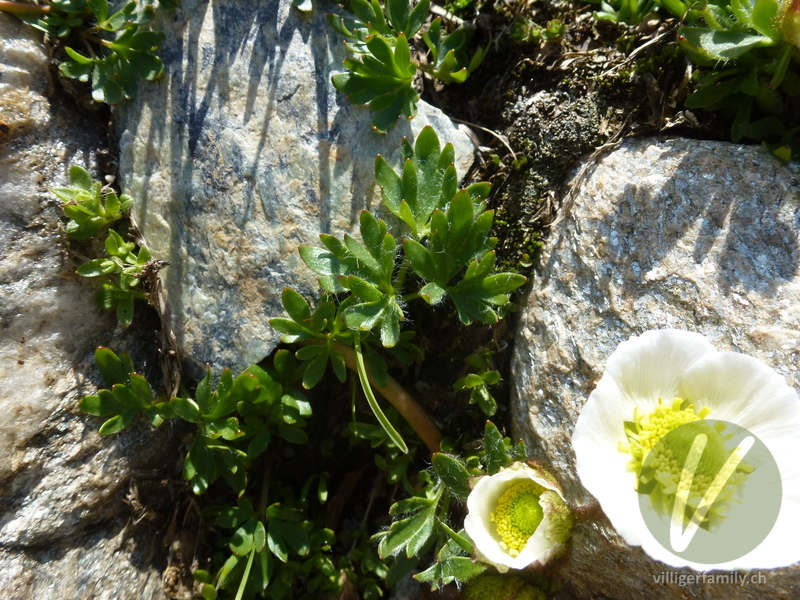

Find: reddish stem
[325,339,444,454]
[0,1,51,15]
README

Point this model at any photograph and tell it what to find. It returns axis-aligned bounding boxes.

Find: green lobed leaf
[406,0,430,37]
[60,58,93,82]
[432,453,472,500]
[301,351,329,389]
[184,435,216,494]
[751,0,781,39]
[414,556,487,590]
[419,281,446,305]
[230,518,256,556]
[128,372,153,406]
[170,397,202,423]
[278,423,308,444]
[679,27,774,60]
[268,519,311,562]
[98,409,138,435]
[378,495,438,558]
[193,366,215,415]
[385,0,410,34]
[80,389,126,417]
[94,346,132,385]
[484,421,511,474]
[206,417,244,441]
[246,428,272,460]
[88,0,109,24]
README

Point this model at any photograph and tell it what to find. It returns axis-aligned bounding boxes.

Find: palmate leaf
[332,33,417,132]
[299,211,405,346]
[300,210,397,292]
[376,488,442,558]
[401,188,526,324]
[445,252,526,325]
[403,190,495,283]
[375,125,464,239]
[415,530,485,589]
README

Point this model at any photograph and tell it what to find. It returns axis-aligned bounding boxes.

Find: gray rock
[0,14,174,599]
[114,0,476,376]
[510,137,800,599]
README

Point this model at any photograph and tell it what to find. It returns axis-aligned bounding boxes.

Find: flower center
[491,479,545,556]
[621,398,752,527]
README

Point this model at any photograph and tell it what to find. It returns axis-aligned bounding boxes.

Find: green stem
[315,339,443,454]
[0,1,50,15]
[394,263,410,290]
[416,62,436,77]
[234,548,256,600]
[401,292,421,302]
[353,335,409,454]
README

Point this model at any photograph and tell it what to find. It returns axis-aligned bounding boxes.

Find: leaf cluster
[676,0,800,159]
[198,491,339,600]
[53,165,157,325]
[77,228,152,325]
[80,347,312,496]
[19,0,167,104]
[420,17,490,83]
[594,0,800,160]
[52,165,131,239]
[328,0,488,131]
[271,127,525,448]
[80,347,401,600]
[453,349,502,417]
[510,18,567,44]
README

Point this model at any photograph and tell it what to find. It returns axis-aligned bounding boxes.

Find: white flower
[463,462,573,572]
[572,329,800,570]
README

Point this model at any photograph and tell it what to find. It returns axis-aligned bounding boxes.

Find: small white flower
[463,462,573,572]
[572,329,800,570]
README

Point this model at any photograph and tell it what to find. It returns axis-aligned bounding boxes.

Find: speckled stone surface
[0,14,173,599]
[511,136,800,599]
[114,0,476,376]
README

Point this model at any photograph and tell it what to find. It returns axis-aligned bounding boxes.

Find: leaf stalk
[0,0,51,15]
[313,339,443,454]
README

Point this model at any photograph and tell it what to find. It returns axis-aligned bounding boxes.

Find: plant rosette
[463,461,573,573]
[572,329,800,570]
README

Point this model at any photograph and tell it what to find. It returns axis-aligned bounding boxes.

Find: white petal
[678,351,800,569]
[680,351,800,435]
[603,329,717,408]
[573,381,645,545]
[464,471,520,570]
[573,329,716,547]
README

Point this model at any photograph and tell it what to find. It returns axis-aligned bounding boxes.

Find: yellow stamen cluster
[624,398,710,466]
[491,480,545,556]
[621,397,751,526]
